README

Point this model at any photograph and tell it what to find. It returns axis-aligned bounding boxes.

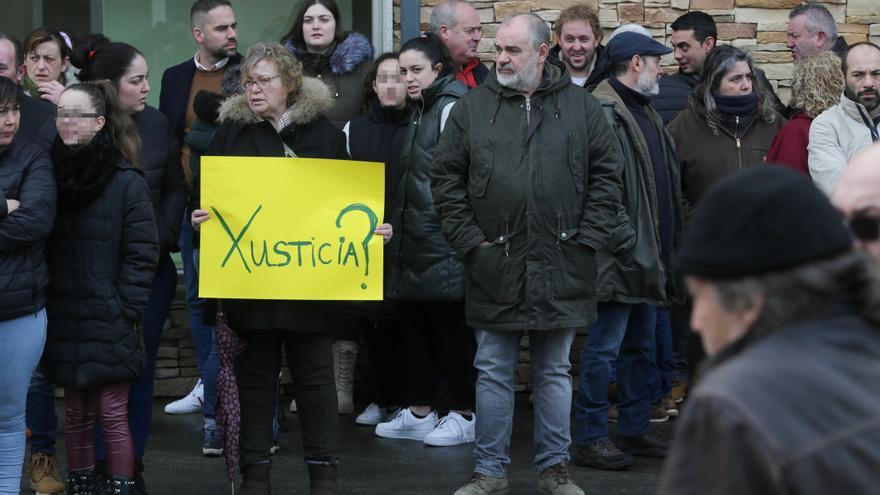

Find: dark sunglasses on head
[849,215,880,242]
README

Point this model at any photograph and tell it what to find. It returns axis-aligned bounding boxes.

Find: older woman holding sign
[191,43,389,495]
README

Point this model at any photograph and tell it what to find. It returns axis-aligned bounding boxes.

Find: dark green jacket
[387,75,468,301]
[431,59,623,331]
[591,79,684,305]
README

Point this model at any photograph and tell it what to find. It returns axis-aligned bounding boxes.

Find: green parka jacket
[591,80,685,305]
[430,59,623,331]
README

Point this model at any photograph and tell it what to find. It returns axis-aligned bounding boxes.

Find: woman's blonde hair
[790,51,844,119]
[241,42,303,106]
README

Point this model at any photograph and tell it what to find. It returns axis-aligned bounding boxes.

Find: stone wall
[403,0,880,104]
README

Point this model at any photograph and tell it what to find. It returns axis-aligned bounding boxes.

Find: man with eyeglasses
[832,143,880,262]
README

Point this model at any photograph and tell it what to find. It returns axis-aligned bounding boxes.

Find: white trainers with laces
[355,403,401,426]
[375,408,438,440]
[424,411,476,447]
[164,379,203,415]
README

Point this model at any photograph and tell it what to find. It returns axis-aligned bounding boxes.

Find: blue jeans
[0,310,47,494]
[96,253,177,460]
[650,308,674,404]
[181,221,218,419]
[670,301,691,383]
[574,302,654,444]
[473,328,576,477]
[26,368,57,455]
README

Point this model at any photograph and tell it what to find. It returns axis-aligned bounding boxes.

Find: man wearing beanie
[572,31,683,471]
[660,165,880,494]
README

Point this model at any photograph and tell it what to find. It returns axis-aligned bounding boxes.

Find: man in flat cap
[660,165,880,494]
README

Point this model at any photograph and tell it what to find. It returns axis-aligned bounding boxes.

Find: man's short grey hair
[608,23,651,41]
[500,14,551,51]
[429,0,471,33]
[789,3,838,42]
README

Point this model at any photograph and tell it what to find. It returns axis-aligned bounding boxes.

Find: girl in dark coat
[191,42,390,495]
[374,33,476,447]
[281,0,374,415]
[0,76,56,495]
[45,81,158,495]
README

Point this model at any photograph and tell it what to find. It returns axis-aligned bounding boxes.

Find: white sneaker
[356,403,401,426]
[423,412,476,447]
[289,398,297,413]
[164,380,203,414]
[375,408,438,440]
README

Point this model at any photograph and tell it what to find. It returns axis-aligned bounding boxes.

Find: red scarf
[455,58,481,88]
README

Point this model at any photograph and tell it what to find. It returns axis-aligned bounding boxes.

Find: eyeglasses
[54,111,100,121]
[243,75,281,91]
[849,215,880,242]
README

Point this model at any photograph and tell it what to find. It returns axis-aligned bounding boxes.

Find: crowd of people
[0,0,879,494]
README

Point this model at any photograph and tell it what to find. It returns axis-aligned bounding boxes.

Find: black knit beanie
[675,165,853,279]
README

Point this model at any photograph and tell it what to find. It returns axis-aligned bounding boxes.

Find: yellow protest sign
[198,156,385,300]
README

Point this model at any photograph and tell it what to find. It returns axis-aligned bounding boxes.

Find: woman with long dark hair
[44,81,159,495]
[373,33,476,447]
[38,34,187,493]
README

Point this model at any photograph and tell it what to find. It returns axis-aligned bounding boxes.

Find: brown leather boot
[307,464,338,495]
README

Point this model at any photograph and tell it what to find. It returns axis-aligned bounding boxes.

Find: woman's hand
[375,223,393,245]
[6,199,20,214]
[37,81,65,105]
[191,209,210,231]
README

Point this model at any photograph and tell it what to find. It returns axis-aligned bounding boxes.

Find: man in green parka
[431,13,623,495]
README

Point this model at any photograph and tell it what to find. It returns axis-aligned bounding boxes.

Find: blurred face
[439,3,482,67]
[194,5,238,61]
[832,146,880,262]
[671,29,714,75]
[373,58,405,109]
[787,15,824,61]
[55,89,105,146]
[302,3,336,53]
[244,59,291,123]
[0,98,20,147]
[717,60,753,96]
[558,20,600,75]
[116,54,150,114]
[843,45,880,116]
[26,40,69,84]
[635,55,662,96]
[0,39,25,82]
[687,277,757,356]
[399,49,440,101]
[495,18,548,94]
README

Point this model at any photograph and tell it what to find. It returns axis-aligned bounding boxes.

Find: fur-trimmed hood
[217,76,334,126]
[284,31,373,76]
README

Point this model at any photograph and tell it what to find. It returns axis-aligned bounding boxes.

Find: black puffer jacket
[38,106,187,255]
[44,131,159,388]
[0,138,56,321]
[207,77,348,332]
[285,32,374,129]
[653,71,700,125]
[387,75,468,301]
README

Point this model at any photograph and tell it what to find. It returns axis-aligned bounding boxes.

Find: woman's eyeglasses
[849,215,880,242]
[243,75,281,91]
[53,112,100,121]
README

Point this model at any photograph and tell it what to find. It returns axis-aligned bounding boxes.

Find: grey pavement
[22,397,671,494]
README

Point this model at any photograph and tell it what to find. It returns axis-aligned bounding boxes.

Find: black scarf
[713,90,758,116]
[51,129,120,209]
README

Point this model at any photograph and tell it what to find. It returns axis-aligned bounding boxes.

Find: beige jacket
[808,94,880,195]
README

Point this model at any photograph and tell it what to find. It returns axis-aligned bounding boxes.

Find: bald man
[832,143,880,262]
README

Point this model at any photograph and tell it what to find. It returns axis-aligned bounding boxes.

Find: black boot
[67,469,99,495]
[240,462,271,495]
[308,464,338,495]
[101,475,135,495]
[131,458,148,495]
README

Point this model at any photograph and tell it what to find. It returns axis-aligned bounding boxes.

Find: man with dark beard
[432,13,622,495]
[808,42,880,195]
[572,31,683,471]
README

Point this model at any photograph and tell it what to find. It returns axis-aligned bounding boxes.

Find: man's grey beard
[497,51,540,92]
[636,69,660,96]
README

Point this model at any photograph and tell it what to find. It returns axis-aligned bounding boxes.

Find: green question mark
[335,203,378,289]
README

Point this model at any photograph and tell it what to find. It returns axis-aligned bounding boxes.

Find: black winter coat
[206,77,348,332]
[431,59,623,331]
[18,91,54,144]
[387,75,468,301]
[38,106,187,256]
[44,133,159,388]
[0,139,56,321]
